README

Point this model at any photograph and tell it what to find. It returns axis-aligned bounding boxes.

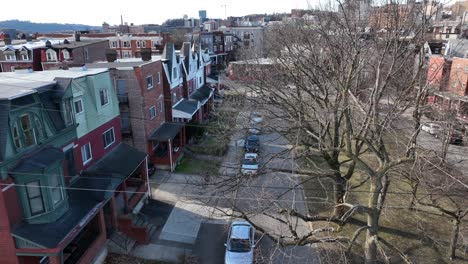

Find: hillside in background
[0,20,101,33]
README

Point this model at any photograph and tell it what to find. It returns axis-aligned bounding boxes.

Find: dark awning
[10,147,65,173]
[149,122,184,141]
[172,99,199,119]
[189,85,213,104]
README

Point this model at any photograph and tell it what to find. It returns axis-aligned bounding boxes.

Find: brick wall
[0,180,20,264]
[77,210,107,264]
[448,57,468,96]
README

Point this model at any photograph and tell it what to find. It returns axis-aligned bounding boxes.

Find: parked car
[245,135,260,153]
[241,153,259,175]
[421,122,442,135]
[447,131,464,145]
[248,128,261,135]
[225,221,255,264]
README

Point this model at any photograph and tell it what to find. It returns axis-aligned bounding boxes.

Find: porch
[149,123,186,171]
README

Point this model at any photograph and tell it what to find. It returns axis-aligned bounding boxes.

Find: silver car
[225,221,255,264]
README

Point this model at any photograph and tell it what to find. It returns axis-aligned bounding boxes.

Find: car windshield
[228,238,251,253]
[247,139,259,146]
[243,159,257,165]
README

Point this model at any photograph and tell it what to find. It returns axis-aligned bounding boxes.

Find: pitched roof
[189,85,213,103]
[172,99,199,118]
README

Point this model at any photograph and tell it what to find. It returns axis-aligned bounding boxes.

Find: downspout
[168,139,174,172]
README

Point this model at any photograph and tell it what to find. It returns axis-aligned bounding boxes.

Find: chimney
[74,32,81,42]
[4,34,11,45]
[63,39,70,44]
[45,40,52,48]
[105,49,118,62]
[141,48,152,61]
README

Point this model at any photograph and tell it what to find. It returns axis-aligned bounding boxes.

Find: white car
[225,221,255,264]
[241,153,259,175]
[421,122,442,135]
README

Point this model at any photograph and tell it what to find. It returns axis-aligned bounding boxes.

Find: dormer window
[5,51,16,61]
[19,49,29,60]
[46,49,57,61]
[62,50,70,60]
[10,113,44,150]
[173,67,178,79]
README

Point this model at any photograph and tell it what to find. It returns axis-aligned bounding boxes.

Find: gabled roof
[189,85,213,104]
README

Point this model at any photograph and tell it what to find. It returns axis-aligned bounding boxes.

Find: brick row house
[427,53,468,123]
[85,43,213,172]
[0,36,108,72]
[0,68,151,264]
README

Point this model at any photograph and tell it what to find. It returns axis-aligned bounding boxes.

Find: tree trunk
[333,173,347,218]
[365,180,381,264]
[449,218,460,260]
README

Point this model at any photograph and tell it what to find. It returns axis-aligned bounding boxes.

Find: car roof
[245,153,257,159]
[231,223,251,239]
[247,135,259,140]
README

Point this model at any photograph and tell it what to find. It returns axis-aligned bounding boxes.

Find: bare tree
[225,1,440,263]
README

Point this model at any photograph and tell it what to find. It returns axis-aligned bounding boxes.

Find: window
[136,41,141,48]
[111,41,117,48]
[74,99,83,114]
[62,50,70,60]
[12,123,21,148]
[50,171,63,206]
[149,106,156,120]
[172,93,177,104]
[465,66,468,73]
[26,181,44,215]
[173,67,178,79]
[102,128,115,149]
[33,115,44,141]
[123,41,130,48]
[100,89,109,106]
[20,114,36,147]
[81,143,92,164]
[156,72,161,84]
[5,53,16,61]
[453,81,457,87]
[141,41,146,48]
[63,100,73,125]
[159,101,163,112]
[46,49,57,61]
[21,53,29,60]
[84,48,89,60]
[123,50,131,58]
[147,75,153,89]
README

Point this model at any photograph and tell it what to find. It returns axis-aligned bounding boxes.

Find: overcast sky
[6,0,312,26]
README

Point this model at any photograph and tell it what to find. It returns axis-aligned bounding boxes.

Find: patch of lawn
[175,156,221,175]
[188,137,228,156]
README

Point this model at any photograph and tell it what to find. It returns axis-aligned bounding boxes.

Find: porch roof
[12,189,105,249]
[172,99,199,119]
[189,85,213,104]
[149,122,184,141]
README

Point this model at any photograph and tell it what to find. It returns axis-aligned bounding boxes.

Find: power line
[5,170,468,197]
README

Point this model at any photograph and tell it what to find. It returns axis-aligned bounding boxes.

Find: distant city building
[199,10,207,21]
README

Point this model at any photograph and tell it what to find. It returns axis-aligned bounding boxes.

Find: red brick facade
[448,57,468,96]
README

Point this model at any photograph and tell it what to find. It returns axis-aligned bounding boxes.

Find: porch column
[168,139,174,172]
[121,182,129,213]
[110,197,118,230]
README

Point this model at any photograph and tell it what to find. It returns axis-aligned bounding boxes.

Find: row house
[0,68,150,264]
[86,53,185,172]
[107,34,165,59]
[427,55,468,122]
[0,37,107,72]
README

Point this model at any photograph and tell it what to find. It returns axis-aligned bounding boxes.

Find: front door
[64,149,76,177]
